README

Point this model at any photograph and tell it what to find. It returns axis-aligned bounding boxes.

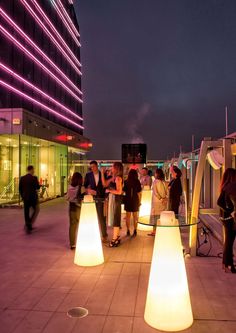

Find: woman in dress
[217,168,236,273]
[148,168,168,236]
[168,165,182,216]
[123,169,142,237]
[66,172,83,250]
[102,162,123,247]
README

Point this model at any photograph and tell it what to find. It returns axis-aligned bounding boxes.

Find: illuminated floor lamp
[144,211,193,331]
[74,195,104,267]
[138,186,153,231]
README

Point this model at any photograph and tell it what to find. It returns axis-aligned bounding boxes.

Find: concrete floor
[0,198,235,333]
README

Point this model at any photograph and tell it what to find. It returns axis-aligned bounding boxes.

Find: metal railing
[0,178,15,200]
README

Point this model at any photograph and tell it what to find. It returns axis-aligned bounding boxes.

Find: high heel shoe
[132,229,137,237]
[224,265,236,273]
[109,236,121,247]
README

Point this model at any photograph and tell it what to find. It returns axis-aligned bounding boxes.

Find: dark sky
[75,0,236,160]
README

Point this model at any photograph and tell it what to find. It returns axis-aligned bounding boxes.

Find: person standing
[84,161,108,242]
[217,168,236,273]
[168,165,182,216]
[66,172,83,250]
[123,169,142,237]
[19,165,40,233]
[148,168,168,236]
[140,167,152,189]
[102,162,123,247]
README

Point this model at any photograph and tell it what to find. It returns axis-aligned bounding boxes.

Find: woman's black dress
[123,179,142,212]
[217,181,236,267]
[168,177,182,215]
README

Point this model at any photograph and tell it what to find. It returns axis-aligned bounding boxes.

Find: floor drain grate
[67,307,88,318]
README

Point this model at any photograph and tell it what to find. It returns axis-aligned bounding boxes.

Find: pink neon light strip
[57,0,80,37]
[0,63,83,122]
[50,0,81,48]
[0,80,84,129]
[16,0,82,75]
[21,0,82,70]
[29,0,81,68]
[0,25,83,104]
[0,8,82,95]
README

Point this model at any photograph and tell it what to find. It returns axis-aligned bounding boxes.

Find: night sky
[75,0,236,160]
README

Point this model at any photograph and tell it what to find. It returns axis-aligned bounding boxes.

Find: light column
[138,186,153,231]
[74,195,104,267]
[144,211,193,331]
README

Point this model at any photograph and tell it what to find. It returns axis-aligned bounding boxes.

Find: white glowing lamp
[144,211,193,331]
[138,186,153,231]
[74,195,104,267]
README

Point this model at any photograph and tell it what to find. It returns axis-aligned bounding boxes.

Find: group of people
[19,162,236,274]
[18,162,183,247]
[66,161,183,248]
[67,161,124,248]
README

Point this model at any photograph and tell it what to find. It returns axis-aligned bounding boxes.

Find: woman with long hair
[66,172,83,250]
[123,169,142,236]
[168,165,182,216]
[148,168,168,236]
[102,162,123,247]
[217,168,236,273]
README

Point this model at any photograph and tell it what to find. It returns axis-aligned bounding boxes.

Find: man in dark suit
[19,165,40,233]
[84,161,108,242]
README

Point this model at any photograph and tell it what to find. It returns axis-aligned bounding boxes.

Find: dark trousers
[223,219,236,266]
[69,204,81,247]
[95,200,107,238]
[23,200,40,230]
[169,199,180,215]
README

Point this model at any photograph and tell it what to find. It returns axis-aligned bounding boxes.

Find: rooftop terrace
[0,199,235,333]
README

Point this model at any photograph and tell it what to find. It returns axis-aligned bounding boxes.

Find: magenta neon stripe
[0,7,82,95]
[21,0,82,70]
[50,0,81,48]
[17,3,82,75]
[0,25,83,104]
[0,9,82,95]
[29,0,81,68]
[20,1,81,70]
[57,0,80,37]
[0,63,83,122]
[0,80,84,130]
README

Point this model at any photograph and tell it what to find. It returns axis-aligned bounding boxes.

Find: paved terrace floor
[0,199,235,333]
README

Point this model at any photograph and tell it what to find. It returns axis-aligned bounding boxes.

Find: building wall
[0,0,83,134]
[0,133,88,206]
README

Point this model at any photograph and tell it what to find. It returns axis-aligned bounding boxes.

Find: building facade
[0,0,91,206]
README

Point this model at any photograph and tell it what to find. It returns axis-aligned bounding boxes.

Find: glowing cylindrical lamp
[74,195,104,267]
[138,187,153,231]
[144,211,193,331]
